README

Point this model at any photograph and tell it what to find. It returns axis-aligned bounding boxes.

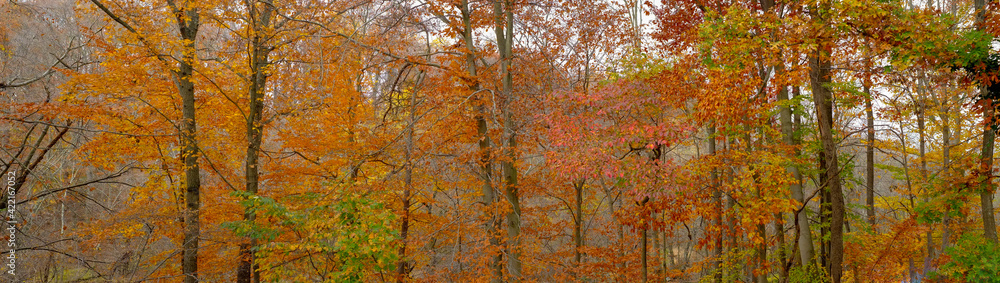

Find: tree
[86,1,204,281]
[5,0,1000,281]
[236,1,274,282]
[975,0,998,245]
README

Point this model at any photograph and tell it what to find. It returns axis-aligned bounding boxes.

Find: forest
[1,0,999,282]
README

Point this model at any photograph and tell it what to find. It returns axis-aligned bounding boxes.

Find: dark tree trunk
[175,4,202,283]
[974,0,998,244]
[238,2,273,283]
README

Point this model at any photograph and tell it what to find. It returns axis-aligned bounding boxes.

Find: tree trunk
[756,2,779,277]
[574,180,584,273]
[865,74,876,229]
[461,1,504,281]
[176,4,201,283]
[642,227,648,283]
[939,98,953,255]
[615,193,625,281]
[574,50,590,278]
[783,83,815,270]
[756,222,766,283]
[809,24,844,282]
[724,137,738,274]
[492,0,522,280]
[975,0,998,244]
[667,232,675,267]
[819,150,829,269]
[396,72,418,282]
[787,86,815,271]
[709,125,724,282]
[776,213,787,281]
[918,85,937,280]
[87,2,202,281]
[238,2,273,282]
[747,133,766,283]
[654,226,663,279]
[982,99,997,243]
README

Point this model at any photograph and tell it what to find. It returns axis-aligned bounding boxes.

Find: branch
[88,0,173,65]
[272,11,447,70]
[0,40,77,89]
[19,166,132,205]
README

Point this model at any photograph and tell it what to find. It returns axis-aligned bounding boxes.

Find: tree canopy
[1,0,999,282]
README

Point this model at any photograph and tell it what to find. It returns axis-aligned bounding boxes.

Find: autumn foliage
[1,0,1000,282]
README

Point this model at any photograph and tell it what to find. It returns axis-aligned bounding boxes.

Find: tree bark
[865,71,877,229]
[85,2,202,281]
[710,125,724,282]
[819,149,829,269]
[783,82,814,270]
[809,20,844,281]
[974,0,998,244]
[492,0,522,280]
[461,1,504,281]
[981,99,997,243]
[917,83,936,280]
[939,97,954,255]
[638,193,651,283]
[642,227,649,283]
[396,71,418,283]
[574,50,590,278]
[573,180,584,273]
[238,2,273,282]
[175,4,201,283]
[776,213,787,281]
